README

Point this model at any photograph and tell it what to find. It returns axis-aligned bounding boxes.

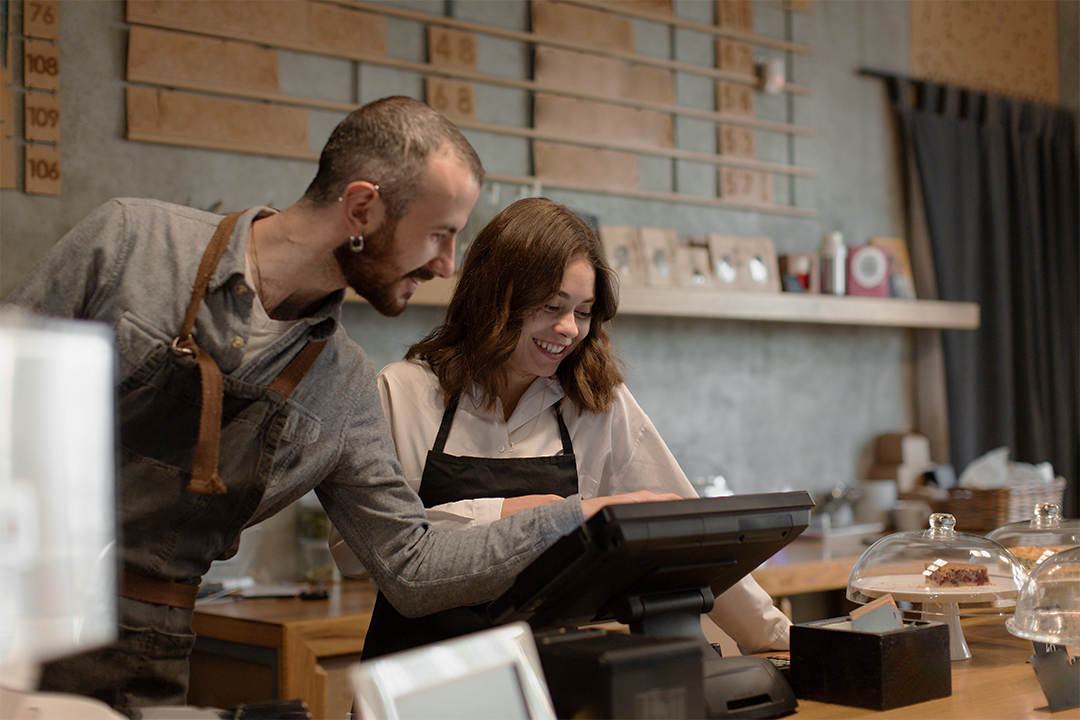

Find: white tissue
[958,447,1054,489]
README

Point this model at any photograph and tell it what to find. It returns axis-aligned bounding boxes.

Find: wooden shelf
[348,278,980,330]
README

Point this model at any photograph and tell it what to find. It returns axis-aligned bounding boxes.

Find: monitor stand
[613,589,797,720]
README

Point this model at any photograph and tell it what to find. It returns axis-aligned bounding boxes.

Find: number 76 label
[23,1,60,40]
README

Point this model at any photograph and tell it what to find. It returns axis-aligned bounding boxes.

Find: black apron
[360,394,578,660]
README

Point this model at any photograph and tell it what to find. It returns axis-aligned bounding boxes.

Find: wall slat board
[124,0,815,217]
[1,3,14,191]
[23,7,60,195]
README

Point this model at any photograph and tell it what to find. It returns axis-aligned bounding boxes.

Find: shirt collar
[460,375,565,426]
[212,206,343,331]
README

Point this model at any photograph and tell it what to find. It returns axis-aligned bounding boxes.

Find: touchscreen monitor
[488,491,813,633]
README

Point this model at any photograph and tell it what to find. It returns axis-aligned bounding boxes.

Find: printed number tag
[23,0,60,40]
[427,27,477,71]
[24,90,60,144]
[24,38,60,92]
[425,76,476,121]
[25,142,61,195]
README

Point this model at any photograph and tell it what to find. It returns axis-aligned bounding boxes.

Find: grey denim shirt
[5,198,584,616]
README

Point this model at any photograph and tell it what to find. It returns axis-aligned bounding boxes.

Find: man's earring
[349,235,364,253]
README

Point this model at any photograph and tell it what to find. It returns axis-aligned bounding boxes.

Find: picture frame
[671,245,714,288]
[638,227,678,287]
[705,233,745,290]
[740,236,781,293]
[868,236,917,299]
[599,225,645,287]
[779,252,819,293]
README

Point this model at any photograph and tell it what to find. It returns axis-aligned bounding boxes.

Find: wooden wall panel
[911,0,1058,104]
[534,94,673,149]
[532,141,639,190]
[126,0,385,58]
[0,135,15,190]
[533,47,673,105]
[307,2,385,57]
[128,26,279,95]
[531,0,634,51]
[126,87,309,157]
[121,0,811,215]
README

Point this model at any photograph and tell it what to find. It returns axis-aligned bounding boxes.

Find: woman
[333,197,790,658]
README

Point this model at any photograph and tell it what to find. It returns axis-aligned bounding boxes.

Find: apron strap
[432,396,460,454]
[174,211,325,495]
[270,339,328,398]
[174,212,243,496]
[554,399,573,456]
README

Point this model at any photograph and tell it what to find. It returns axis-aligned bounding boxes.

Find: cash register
[488,490,814,719]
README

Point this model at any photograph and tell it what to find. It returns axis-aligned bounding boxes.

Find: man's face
[338,150,480,317]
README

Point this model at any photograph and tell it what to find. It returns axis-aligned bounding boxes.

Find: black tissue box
[790,618,951,710]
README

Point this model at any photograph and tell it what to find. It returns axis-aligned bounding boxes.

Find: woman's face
[503,256,596,386]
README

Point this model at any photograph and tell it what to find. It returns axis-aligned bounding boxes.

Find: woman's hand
[501,494,563,517]
[580,490,683,519]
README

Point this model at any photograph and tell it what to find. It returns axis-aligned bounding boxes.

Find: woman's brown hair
[407,197,624,414]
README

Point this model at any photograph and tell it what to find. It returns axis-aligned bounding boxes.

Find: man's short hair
[303,96,484,220]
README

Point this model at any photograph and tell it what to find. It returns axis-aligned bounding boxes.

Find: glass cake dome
[1007,546,1080,646]
[847,513,1027,659]
[986,503,1080,576]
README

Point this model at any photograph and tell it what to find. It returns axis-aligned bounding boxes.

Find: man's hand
[501,494,563,517]
[580,490,683,519]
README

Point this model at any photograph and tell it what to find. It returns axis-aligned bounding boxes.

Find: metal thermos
[820,231,847,295]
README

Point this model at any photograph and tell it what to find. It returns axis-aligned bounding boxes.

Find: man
[5,96,673,711]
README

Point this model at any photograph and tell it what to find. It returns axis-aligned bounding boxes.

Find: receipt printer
[535,629,704,719]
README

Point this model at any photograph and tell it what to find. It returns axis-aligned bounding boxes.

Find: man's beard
[334,217,432,317]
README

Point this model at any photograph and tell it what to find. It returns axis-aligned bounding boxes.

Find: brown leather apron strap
[270,339,327,399]
[175,211,328,496]
[175,212,244,496]
[119,569,199,610]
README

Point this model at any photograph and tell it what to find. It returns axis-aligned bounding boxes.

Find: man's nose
[428,237,455,278]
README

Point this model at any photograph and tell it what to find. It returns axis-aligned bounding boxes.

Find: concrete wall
[1,1,1076,579]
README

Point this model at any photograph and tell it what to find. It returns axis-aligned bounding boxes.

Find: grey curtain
[888,78,1079,518]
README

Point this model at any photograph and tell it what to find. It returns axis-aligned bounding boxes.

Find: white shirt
[333,358,790,653]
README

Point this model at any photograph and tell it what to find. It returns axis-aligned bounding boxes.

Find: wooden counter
[188,579,1067,720]
[188,580,376,720]
[789,617,1069,719]
[750,532,877,614]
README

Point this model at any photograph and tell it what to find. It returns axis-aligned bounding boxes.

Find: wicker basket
[943,478,1066,535]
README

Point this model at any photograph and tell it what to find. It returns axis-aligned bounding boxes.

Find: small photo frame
[706,233,744,290]
[672,245,714,288]
[779,252,819,294]
[741,236,781,293]
[868,236,917,299]
[639,227,677,287]
[599,225,645,287]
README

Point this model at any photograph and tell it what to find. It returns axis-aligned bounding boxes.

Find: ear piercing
[340,184,379,252]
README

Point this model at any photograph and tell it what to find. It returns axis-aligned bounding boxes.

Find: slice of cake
[1009,546,1068,572]
[924,561,990,587]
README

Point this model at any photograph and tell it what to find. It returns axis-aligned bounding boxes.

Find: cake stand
[847,513,1026,661]
[849,574,1018,660]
